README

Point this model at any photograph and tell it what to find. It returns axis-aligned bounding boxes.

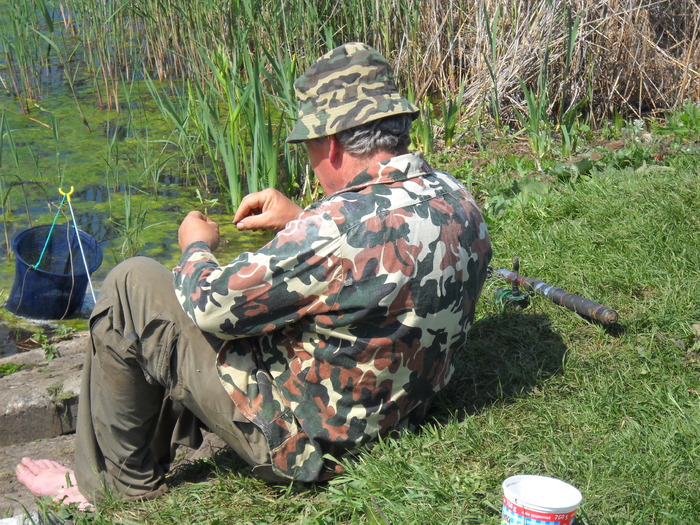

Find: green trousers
[74,257,281,503]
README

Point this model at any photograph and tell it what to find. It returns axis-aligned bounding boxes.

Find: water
[1,204,272,353]
[0,4,277,355]
[0,323,33,359]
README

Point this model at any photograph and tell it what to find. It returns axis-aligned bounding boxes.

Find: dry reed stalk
[37,0,697,122]
[389,0,698,122]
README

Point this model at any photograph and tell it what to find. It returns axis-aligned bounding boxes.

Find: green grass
[34,129,699,524]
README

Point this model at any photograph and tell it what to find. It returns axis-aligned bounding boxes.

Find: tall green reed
[131,121,176,196]
[515,56,552,169]
[190,47,251,209]
[259,46,310,201]
[242,50,277,194]
[144,77,208,191]
[1,0,56,111]
[69,0,130,110]
[440,77,466,148]
[402,82,431,155]
[558,7,584,157]
[147,37,304,211]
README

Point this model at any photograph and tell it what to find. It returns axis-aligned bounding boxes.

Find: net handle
[60,186,97,303]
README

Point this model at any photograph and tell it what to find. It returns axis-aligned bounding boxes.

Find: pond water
[0,89,275,334]
[0,7,275,354]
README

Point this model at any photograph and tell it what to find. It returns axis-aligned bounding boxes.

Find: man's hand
[233,188,303,232]
[178,211,220,253]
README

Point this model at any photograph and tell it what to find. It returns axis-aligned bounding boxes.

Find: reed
[6,0,699,118]
[2,0,698,208]
[115,185,157,258]
[0,0,54,111]
[145,36,304,209]
[515,51,552,169]
[412,98,435,155]
[188,47,249,209]
[440,77,467,149]
[259,46,309,200]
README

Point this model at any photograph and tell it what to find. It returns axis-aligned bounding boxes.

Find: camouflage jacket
[173,152,492,481]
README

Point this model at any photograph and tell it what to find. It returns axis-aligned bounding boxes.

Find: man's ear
[328,135,343,167]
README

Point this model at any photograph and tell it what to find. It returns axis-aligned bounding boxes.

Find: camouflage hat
[286,42,419,143]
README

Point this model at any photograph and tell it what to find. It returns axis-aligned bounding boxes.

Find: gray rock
[0,336,87,447]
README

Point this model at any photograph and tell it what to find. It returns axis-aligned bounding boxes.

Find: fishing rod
[489,256,619,326]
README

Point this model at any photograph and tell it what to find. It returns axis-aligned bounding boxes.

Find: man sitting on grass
[16,42,492,508]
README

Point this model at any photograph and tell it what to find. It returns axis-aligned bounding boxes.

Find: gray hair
[335,113,413,156]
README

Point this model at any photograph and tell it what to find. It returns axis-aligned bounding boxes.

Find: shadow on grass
[166,438,253,490]
[432,313,568,422]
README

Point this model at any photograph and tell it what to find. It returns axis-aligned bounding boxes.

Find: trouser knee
[100,256,165,293]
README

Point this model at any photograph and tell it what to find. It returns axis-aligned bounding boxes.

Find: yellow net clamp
[58,186,75,203]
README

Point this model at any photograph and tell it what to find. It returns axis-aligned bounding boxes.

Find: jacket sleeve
[173,211,343,339]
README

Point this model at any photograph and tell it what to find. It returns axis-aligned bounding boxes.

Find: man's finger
[233,194,266,224]
[236,214,269,230]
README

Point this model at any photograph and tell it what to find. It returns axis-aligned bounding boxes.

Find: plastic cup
[501,475,582,525]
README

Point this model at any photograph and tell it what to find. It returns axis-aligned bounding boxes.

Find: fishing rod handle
[494,269,619,325]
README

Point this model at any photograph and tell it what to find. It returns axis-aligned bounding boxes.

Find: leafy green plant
[482,177,551,225]
[600,141,655,170]
[0,362,22,376]
[411,98,435,154]
[559,103,590,158]
[515,49,552,169]
[655,100,700,142]
[440,77,466,148]
[548,157,595,184]
[53,325,75,340]
[31,328,58,361]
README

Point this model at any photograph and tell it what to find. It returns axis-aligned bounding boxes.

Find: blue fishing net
[5,224,102,319]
